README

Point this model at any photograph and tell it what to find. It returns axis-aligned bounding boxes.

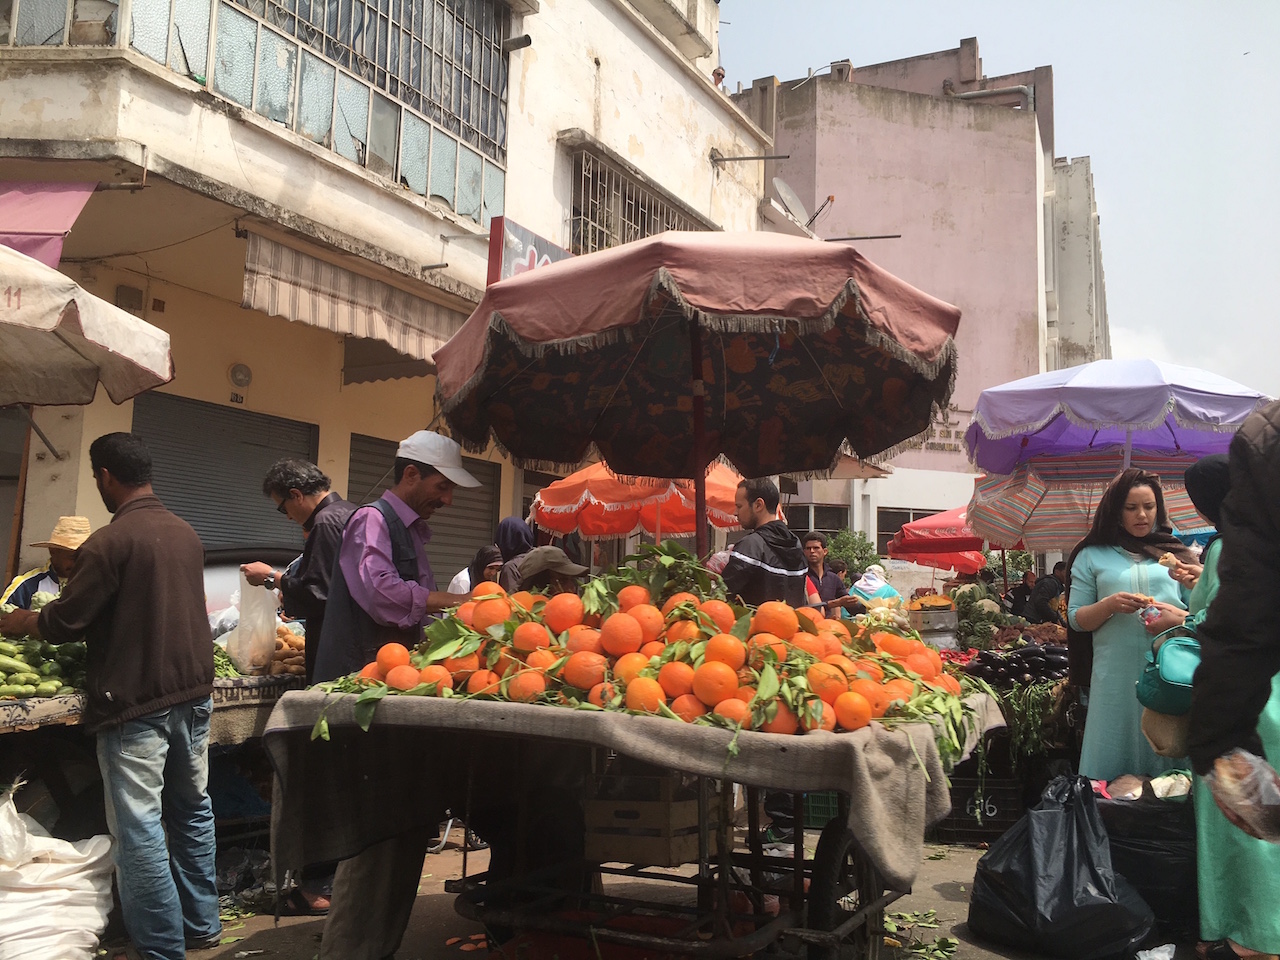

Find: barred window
[570,150,702,254]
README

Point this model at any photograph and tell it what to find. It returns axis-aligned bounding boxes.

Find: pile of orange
[346,583,966,738]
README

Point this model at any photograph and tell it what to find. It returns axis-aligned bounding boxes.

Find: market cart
[264,690,1003,958]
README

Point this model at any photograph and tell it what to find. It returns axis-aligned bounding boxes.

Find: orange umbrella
[531,462,742,540]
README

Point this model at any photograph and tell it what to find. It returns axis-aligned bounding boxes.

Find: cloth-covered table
[0,694,83,734]
[263,690,1003,893]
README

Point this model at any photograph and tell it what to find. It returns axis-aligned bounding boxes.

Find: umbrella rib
[586,316,669,440]
[796,337,845,410]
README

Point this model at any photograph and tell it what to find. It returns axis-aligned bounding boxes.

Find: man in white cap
[1,515,91,609]
[313,430,479,682]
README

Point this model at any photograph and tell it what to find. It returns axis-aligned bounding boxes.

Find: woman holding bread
[1066,468,1197,780]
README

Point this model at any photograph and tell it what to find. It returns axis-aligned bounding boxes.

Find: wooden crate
[583,774,718,867]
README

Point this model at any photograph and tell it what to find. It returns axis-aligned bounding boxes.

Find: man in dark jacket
[1028,562,1067,624]
[1,433,221,959]
[1004,571,1036,619]
[241,459,356,684]
[722,478,808,607]
[1188,399,1280,776]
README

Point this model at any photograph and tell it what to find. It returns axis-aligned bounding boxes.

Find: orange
[850,658,885,683]
[640,640,667,658]
[822,619,852,643]
[747,633,788,667]
[796,606,825,626]
[455,601,477,627]
[823,654,860,679]
[816,633,845,659]
[600,612,644,656]
[472,597,513,633]
[698,599,737,634]
[902,652,939,680]
[801,700,837,732]
[525,648,559,672]
[670,693,707,722]
[924,647,944,677]
[734,685,756,702]
[508,590,539,612]
[692,660,739,706]
[760,700,800,735]
[512,621,553,652]
[543,593,586,634]
[466,669,502,695]
[376,643,412,675]
[628,604,665,644]
[704,633,747,671]
[882,677,917,706]
[625,676,665,713]
[713,698,751,725]
[493,648,521,678]
[751,601,799,639]
[471,580,507,598]
[848,678,889,717]
[565,625,603,654]
[588,681,619,707]
[872,632,916,658]
[617,584,653,611]
[789,632,828,658]
[442,652,480,680]
[658,661,695,698]
[385,664,421,690]
[662,592,700,616]
[664,619,701,644]
[507,670,547,703]
[418,664,453,692]
[834,691,873,731]
[806,662,850,704]
[933,673,963,696]
[359,661,384,681]
[562,651,607,690]
[613,652,651,686]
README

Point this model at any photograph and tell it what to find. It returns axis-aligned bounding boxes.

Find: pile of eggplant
[962,637,1070,689]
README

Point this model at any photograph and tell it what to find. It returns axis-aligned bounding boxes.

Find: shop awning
[0,182,97,267]
[242,232,468,365]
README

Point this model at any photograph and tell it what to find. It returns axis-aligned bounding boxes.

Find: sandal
[280,887,330,916]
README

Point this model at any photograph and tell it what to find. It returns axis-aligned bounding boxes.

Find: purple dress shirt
[336,491,437,629]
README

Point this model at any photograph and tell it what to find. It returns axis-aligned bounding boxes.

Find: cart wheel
[807,819,884,960]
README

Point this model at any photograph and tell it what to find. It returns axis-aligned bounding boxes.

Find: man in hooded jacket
[721,477,808,608]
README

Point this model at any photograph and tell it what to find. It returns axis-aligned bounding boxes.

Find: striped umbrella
[967,449,1213,553]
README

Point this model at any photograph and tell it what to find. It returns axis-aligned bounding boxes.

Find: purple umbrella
[965,359,1272,475]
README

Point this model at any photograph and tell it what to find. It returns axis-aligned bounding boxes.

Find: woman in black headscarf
[1065,468,1199,780]
[495,517,536,592]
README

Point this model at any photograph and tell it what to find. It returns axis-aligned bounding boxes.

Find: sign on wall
[486,216,572,285]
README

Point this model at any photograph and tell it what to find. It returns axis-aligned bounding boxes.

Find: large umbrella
[435,232,960,556]
[965,358,1271,475]
[885,505,1007,575]
[531,461,742,540]
[0,244,174,406]
[967,450,1213,553]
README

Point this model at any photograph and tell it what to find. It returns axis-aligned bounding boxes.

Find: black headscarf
[496,517,535,562]
[1184,454,1231,529]
[467,545,503,590]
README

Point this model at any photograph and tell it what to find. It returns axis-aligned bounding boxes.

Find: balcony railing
[1,0,507,228]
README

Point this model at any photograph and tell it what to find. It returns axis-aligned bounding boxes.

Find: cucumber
[38,662,62,678]
[10,672,41,686]
[0,684,25,698]
[0,653,30,675]
[14,685,34,699]
[0,640,19,658]
[35,681,61,698]
[55,686,76,696]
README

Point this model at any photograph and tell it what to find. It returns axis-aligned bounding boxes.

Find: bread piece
[1158,553,1179,569]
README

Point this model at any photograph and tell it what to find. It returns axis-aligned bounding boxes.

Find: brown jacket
[38,494,213,730]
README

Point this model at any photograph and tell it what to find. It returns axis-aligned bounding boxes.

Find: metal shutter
[132,394,317,551]
[347,434,500,586]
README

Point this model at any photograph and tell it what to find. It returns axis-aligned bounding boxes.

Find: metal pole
[690,317,709,559]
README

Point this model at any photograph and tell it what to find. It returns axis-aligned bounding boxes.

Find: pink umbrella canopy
[885,505,1012,574]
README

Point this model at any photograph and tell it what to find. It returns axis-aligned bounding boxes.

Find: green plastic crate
[802,791,841,829]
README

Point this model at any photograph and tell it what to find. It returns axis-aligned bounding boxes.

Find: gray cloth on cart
[263,691,1002,893]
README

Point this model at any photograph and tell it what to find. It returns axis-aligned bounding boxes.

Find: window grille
[570,150,702,254]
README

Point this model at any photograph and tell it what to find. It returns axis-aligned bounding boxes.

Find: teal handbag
[1135,624,1200,716]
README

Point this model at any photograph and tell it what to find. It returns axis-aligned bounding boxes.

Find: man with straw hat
[1,515,91,609]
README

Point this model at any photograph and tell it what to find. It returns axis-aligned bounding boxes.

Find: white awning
[242,232,467,363]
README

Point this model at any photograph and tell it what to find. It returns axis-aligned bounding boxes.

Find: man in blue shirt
[1,516,90,608]
[802,531,845,615]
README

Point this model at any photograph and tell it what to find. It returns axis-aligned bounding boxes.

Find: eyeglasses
[276,497,290,515]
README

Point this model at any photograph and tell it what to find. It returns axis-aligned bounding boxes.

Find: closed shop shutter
[347,434,500,586]
[132,394,317,552]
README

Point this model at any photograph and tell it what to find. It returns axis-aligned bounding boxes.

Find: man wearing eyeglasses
[242,459,356,687]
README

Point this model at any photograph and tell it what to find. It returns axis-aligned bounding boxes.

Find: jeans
[97,697,222,960]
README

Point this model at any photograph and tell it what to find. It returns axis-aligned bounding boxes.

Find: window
[784,504,850,538]
[876,507,939,555]
[570,150,702,254]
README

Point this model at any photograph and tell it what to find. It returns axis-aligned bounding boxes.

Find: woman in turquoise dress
[1066,468,1198,781]
[1179,456,1280,960]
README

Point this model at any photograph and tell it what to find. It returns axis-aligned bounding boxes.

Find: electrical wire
[61,219,238,262]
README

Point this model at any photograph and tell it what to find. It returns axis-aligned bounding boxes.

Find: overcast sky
[719,1,1280,398]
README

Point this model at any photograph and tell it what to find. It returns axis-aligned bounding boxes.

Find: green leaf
[658,554,675,567]
[352,684,389,732]
[797,614,819,635]
[755,663,780,703]
[730,613,752,641]
[310,710,330,742]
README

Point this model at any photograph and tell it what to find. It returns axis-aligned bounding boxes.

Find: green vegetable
[0,654,31,675]
[38,662,61,678]
[29,591,56,611]
[0,684,25,698]
[0,641,18,658]
[55,686,76,696]
[212,644,241,679]
[34,680,61,698]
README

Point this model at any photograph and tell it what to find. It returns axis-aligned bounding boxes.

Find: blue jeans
[97,697,221,960]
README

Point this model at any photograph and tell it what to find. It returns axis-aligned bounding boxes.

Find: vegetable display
[0,598,86,700]
[960,641,1070,689]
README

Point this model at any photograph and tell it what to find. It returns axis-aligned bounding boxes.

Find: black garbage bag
[967,775,1154,960]
[1097,793,1197,938]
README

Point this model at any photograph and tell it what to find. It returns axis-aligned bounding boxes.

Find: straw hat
[30,516,92,551]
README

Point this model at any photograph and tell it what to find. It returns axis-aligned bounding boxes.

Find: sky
[718,0,1280,398]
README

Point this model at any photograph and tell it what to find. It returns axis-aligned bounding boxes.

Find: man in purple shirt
[313,430,478,683]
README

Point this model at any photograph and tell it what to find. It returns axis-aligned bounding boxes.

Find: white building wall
[1052,155,1112,365]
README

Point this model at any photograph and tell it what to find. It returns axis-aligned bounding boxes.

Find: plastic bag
[968,775,1153,960]
[1097,793,1197,937]
[224,572,277,675]
[1205,747,1280,842]
[0,785,114,959]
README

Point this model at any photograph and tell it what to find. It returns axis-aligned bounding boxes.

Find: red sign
[486,216,572,285]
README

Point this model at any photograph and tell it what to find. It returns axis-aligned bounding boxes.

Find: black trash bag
[1097,794,1197,938]
[968,775,1154,960]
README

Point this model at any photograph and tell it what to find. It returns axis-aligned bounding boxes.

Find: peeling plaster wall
[1052,156,1111,366]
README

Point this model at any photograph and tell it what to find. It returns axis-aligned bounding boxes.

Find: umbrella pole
[655,501,662,545]
[1001,549,1009,593]
[690,318,709,559]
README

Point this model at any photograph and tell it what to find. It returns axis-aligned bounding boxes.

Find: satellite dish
[772,177,810,225]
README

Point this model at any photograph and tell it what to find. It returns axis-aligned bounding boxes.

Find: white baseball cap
[396,431,481,487]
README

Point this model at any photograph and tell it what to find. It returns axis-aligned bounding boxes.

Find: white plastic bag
[224,572,277,675]
[0,786,114,960]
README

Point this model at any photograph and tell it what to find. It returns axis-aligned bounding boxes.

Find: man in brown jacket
[1,433,220,960]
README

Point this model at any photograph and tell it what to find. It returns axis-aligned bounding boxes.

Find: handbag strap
[1151,621,1196,655]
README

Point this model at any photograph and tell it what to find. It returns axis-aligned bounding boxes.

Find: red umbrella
[886,506,1021,576]
[435,232,960,556]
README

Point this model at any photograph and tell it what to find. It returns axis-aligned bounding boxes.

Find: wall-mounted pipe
[943,78,1034,112]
